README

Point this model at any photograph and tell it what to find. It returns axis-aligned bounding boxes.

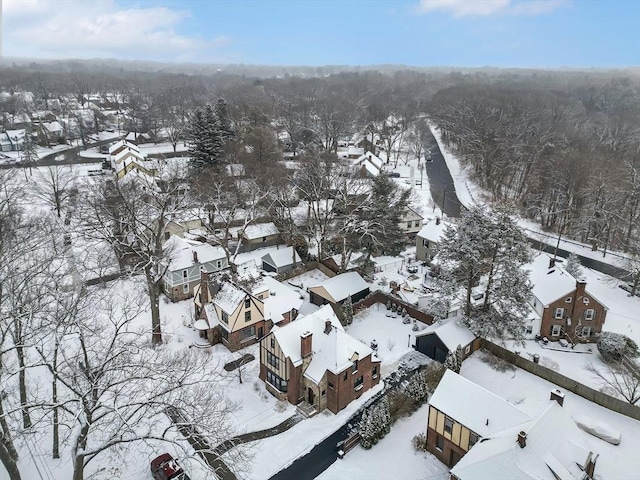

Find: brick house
[259,305,381,414]
[527,254,608,342]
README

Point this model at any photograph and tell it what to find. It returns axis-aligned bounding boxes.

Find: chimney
[549,257,556,269]
[550,388,565,406]
[585,452,598,478]
[200,269,211,304]
[435,217,441,225]
[576,279,587,299]
[324,320,332,335]
[301,332,312,358]
[517,431,527,449]
[193,250,199,264]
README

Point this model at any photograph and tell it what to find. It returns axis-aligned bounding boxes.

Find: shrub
[412,433,427,452]
[597,332,639,362]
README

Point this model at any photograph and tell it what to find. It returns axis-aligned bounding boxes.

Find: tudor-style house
[526,254,608,342]
[259,305,381,414]
[161,235,227,302]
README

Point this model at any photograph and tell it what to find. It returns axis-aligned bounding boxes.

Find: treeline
[430,75,640,254]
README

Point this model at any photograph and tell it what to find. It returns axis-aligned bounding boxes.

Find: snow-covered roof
[109,139,140,155]
[451,402,595,480]
[261,246,301,269]
[304,325,378,384]
[214,281,250,315]
[5,129,26,141]
[415,317,476,351]
[273,305,342,366]
[164,235,226,271]
[429,370,531,438]
[310,271,370,303]
[527,253,577,306]
[262,276,304,323]
[416,218,452,242]
[114,147,146,164]
[242,222,280,240]
[41,121,63,133]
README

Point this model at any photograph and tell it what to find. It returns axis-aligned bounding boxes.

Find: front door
[308,387,315,405]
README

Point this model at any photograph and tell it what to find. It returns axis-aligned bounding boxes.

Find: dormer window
[583,297,590,305]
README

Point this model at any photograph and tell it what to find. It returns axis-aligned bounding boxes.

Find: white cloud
[3,0,232,62]
[416,0,567,17]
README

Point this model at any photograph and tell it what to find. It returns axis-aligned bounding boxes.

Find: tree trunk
[72,421,90,480]
[16,345,31,429]
[0,443,21,480]
[0,397,19,463]
[52,347,60,459]
[146,268,163,345]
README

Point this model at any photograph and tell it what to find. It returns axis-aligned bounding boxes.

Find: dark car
[151,453,191,480]
[387,172,401,178]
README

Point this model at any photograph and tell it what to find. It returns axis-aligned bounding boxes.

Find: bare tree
[587,361,640,405]
[31,166,77,219]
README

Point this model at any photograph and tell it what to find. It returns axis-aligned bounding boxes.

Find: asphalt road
[422,128,462,218]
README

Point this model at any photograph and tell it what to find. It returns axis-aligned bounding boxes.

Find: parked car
[618,283,640,297]
[387,172,400,178]
[151,453,191,480]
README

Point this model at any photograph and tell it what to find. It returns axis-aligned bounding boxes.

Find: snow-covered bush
[342,296,353,325]
[444,349,461,373]
[412,433,427,452]
[359,397,391,448]
[597,332,639,362]
[564,253,584,278]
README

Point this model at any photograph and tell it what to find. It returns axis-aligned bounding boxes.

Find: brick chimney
[193,250,199,264]
[301,332,312,358]
[324,320,332,335]
[517,431,527,448]
[200,270,211,303]
[549,257,556,269]
[576,279,587,300]
[435,217,441,225]
[550,388,565,406]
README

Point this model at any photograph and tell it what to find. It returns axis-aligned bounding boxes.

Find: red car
[150,453,191,480]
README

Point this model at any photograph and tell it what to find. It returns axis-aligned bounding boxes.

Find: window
[245,311,252,322]
[372,366,378,379]
[165,231,171,240]
[444,417,454,434]
[270,337,275,349]
[352,360,358,374]
[216,260,222,269]
[328,382,335,389]
[415,220,420,228]
[182,269,188,279]
[220,328,228,340]
[343,372,348,381]
[354,376,364,391]
[583,297,590,305]
[468,432,479,449]
[266,370,287,392]
[554,307,564,319]
[551,324,562,336]
[182,284,189,294]
[262,236,267,242]
[585,309,595,321]
[266,351,279,369]
[581,327,592,338]
[465,345,471,354]
[435,435,444,452]
[565,297,572,303]
[407,221,412,228]
[525,325,533,335]
[221,311,229,324]
[245,298,251,309]
[423,239,430,248]
[322,390,326,397]
[240,325,255,341]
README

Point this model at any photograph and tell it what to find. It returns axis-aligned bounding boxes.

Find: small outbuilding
[415,317,478,363]
[308,271,370,306]
[261,246,302,274]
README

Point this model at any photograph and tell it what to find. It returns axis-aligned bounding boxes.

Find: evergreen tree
[215,97,234,140]
[443,349,461,374]
[564,253,584,278]
[342,296,353,325]
[359,408,374,449]
[186,104,224,171]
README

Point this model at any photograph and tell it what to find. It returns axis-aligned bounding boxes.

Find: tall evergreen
[215,97,234,140]
[186,104,224,171]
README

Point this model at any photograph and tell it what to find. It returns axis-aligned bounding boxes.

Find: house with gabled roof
[109,140,157,180]
[308,271,370,307]
[526,254,607,342]
[160,235,228,301]
[259,304,381,413]
[240,222,281,251]
[416,217,453,263]
[415,317,478,363]
[261,246,302,274]
[400,206,424,237]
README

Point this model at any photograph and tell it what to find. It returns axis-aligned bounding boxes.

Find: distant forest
[1,61,638,254]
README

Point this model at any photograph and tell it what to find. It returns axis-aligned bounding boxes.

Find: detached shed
[308,272,370,306]
[415,317,477,363]
[261,246,302,274]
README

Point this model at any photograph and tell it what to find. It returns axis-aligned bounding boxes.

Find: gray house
[261,246,302,274]
[416,217,452,263]
[161,235,228,302]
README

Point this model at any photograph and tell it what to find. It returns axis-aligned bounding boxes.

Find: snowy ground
[317,403,449,480]
[461,351,640,480]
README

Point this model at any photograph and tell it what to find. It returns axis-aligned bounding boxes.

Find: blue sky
[3,0,639,67]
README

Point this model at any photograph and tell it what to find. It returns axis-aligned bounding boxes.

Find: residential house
[399,207,424,238]
[194,270,273,351]
[37,121,64,145]
[353,151,384,177]
[527,254,608,342]
[161,235,228,301]
[449,391,600,479]
[0,134,12,152]
[308,271,370,307]
[415,317,478,363]
[259,304,381,413]
[261,246,302,274]
[240,222,281,252]
[125,131,156,144]
[416,217,452,263]
[427,370,533,467]
[337,145,364,160]
[262,276,303,327]
[163,215,203,244]
[109,139,157,180]
[3,129,26,151]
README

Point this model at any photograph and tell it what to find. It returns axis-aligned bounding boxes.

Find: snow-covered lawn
[317,403,449,480]
[138,142,189,155]
[461,351,640,480]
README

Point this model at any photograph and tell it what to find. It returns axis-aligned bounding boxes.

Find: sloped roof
[450,402,594,480]
[527,253,577,306]
[415,317,476,351]
[262,246,301,268]
[429,370,532,438]
[164,235,226,271]
[109,139,140,155]
[416,218,452,242]
[214,281,250,315]
[242,222,279,240]
[262,276,304,323]
[310,271,369,303]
